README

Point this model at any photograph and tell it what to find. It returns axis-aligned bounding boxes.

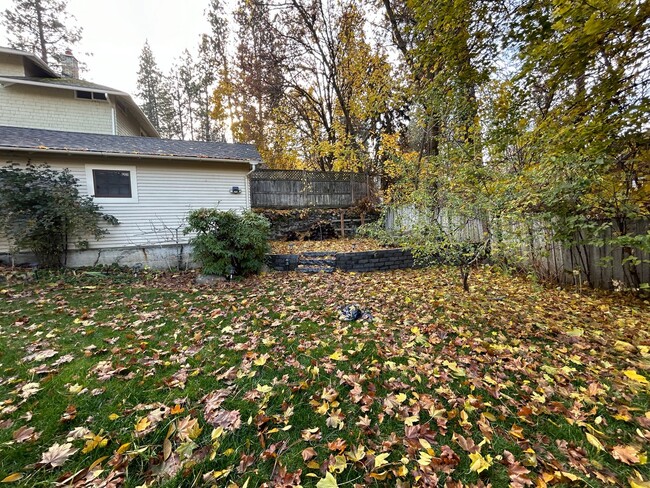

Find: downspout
[244,161,260,210]
[111,105,117,135]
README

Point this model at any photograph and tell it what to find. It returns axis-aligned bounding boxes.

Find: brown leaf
[12,425,40,443]
[302,447,317,462]
[611,445,640,465]
[40,442,78,468]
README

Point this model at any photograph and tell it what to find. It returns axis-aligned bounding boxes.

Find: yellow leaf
[586,432,605,451]
[82,433,108,454]
[316,472,339,488]
[346,445,365,462]
[108,413,120,421]
[629,477,650,488]
[418,451,433,466]
[395,393,407,404]
[469,452,493,473]
[1,473,23,483]
[624,370,649,385]
[374,452,390,469]
[134,417,150,432]
[329,455,347,473]
[329,350,343,361]
[255,384,273,394]
[116,442,130,454]
[253,355,268,366]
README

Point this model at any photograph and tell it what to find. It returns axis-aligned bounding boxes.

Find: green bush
[185,209,270,276]
[0,163,118,268]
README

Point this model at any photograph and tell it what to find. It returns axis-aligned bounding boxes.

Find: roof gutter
[0,146,253,165]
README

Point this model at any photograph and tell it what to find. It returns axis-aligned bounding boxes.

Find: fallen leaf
[40,442,78,468]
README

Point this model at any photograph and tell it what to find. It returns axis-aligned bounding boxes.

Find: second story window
[76,90,107,101]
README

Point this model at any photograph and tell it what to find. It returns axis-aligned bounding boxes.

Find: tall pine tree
[2,0,83,65]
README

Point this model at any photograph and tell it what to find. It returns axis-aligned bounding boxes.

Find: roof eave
[0,145,254,164]
[0,47,59,78]
[0,76,129,96]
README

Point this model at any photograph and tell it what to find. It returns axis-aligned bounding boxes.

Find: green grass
[0,266,649,487]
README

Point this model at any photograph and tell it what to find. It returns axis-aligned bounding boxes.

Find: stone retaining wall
[266,248,415,272]
[267,254,300,271]
[334,249,415,272]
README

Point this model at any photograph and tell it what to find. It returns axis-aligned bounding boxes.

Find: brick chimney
[60,49,79,78]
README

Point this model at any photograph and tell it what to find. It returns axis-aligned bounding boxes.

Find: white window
[85,164,138,203]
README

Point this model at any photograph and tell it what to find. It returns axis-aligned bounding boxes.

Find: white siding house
[0,48,262,269]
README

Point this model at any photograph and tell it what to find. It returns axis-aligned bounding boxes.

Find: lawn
[0,266,648,487]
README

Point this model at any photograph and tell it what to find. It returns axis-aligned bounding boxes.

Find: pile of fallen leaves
[270,238,390,254]
[0,266,648,487]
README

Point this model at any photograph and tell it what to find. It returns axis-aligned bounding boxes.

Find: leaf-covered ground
[0,266,648,487]
[270,238,389,254]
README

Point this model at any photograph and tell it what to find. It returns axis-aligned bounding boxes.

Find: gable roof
[0,46,159,137]
[0,46,58,77]
[0,126,261,163]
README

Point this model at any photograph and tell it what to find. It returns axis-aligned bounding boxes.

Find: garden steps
[296,252,336,273]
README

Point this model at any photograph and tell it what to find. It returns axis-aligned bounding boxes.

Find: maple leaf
[316,472,338,488]
[40,442,78,468]
[611,445,641,465]
[176,416,202,441]
[302,447,317,462]
[12,425,40,443]
[469,452,493,473]
[374,452,390,469]
[204,409,241,431]
[82,432,108,453]
[623,370,649,385]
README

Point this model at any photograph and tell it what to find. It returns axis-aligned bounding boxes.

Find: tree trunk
[35,0,47,63]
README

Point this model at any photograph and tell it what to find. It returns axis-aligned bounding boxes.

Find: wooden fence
[250,170,374,209]
[386,206,650,290]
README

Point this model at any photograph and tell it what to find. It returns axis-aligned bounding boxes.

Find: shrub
[185,209,270,276]
[0,163,118,268]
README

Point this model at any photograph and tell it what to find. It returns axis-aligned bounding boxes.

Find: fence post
[340,209,345,238]
[350,173,355,205]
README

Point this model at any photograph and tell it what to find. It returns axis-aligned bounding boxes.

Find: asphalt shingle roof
[0,76,125,93]
[0,126,261,162]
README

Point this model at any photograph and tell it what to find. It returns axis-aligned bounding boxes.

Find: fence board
[386,206,649,290]
[250,170,374,208]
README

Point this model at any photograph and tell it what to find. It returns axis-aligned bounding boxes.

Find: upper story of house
[0,47,158,138]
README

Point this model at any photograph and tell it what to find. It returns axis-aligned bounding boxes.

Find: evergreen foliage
[0,163,118,268]
[185,209,270,277]
[1,0,82,64]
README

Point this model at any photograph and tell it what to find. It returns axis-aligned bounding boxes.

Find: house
[0,47,261,269]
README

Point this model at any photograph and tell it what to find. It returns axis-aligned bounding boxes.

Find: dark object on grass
[339,304,373,322]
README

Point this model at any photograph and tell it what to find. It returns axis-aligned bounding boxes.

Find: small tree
[0,163,118,268]
[185,209,270,276]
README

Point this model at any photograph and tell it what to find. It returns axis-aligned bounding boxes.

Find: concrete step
[300,258,335,266]
[300,251,336,257]
[297,265,334,273]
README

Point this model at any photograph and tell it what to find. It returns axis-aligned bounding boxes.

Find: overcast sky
[0,0,216,99]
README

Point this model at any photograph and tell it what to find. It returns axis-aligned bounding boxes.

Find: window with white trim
[85,165,138,203]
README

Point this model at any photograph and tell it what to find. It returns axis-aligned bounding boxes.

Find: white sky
[0,0,215,100]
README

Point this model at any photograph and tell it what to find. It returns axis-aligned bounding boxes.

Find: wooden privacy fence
[386,206,650,290]
[250,170,374,209]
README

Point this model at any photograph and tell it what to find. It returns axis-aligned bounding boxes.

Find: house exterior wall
[0,84,115,134]
[115,104,142,136]
[0,53,25,76]
[0,154,252,266]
